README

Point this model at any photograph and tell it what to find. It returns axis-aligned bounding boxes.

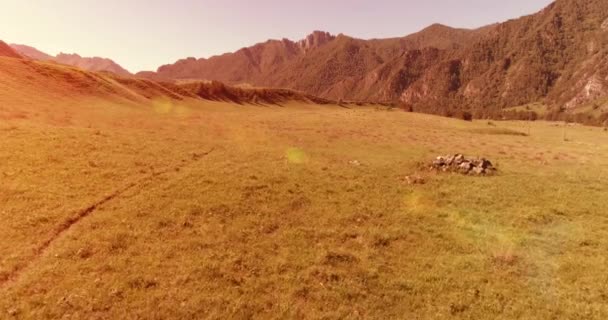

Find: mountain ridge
[138,0,608,124]
[147,25,485,82]
[10,44,131,76]
[5,0,608,124]
[0,41,22,59]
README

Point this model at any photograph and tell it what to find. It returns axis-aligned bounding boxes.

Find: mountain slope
[399,0,608,118]
[53,53,131,76]
[150,31,335,82]
[255,27,490,102]
[146,26,486,94]
[0,41,21,59]
[0,55,330,122]
[143,0,608,123]
[138,24,493,101]
[10,44,132,76]
[9,44,53,60]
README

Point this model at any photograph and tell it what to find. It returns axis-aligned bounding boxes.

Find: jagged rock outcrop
[298,31,336,51]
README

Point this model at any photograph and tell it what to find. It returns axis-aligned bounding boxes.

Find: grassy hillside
[1,55,608,318]
[0,56,330,122]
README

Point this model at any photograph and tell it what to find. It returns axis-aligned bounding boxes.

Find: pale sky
[0,0,554,73]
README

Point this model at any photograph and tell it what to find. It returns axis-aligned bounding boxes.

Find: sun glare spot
[152,100,173,114]
[403,191,436,214]
[286,147,308,164]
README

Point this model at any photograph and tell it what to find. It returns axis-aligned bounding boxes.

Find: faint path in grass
[0,147,216,290]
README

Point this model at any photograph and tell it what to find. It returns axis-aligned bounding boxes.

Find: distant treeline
[397,102,608,127]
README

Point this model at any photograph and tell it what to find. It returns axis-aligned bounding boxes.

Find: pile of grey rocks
[431,154,496,175]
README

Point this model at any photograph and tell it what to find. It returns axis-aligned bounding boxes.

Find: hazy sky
[0,0,553,73]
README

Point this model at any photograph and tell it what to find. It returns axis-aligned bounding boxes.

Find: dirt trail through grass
[0,148,215,290]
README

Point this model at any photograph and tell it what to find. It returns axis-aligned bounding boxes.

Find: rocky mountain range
[10,44,131,76]
[143,26,486,98]
[4,0,607,124]
[139,0,608,123]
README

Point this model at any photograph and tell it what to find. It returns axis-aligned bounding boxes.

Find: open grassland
[1,97,608,319]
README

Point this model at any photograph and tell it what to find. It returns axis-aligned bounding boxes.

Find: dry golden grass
[1,57,608,319]
[1,97,607,319]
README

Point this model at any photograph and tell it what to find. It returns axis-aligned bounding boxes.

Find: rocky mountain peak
[297,31,336,51]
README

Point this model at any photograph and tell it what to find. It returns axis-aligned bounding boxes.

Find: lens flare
[285,147,308,164]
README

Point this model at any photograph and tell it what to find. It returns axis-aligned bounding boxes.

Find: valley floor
[1,99,608,319]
